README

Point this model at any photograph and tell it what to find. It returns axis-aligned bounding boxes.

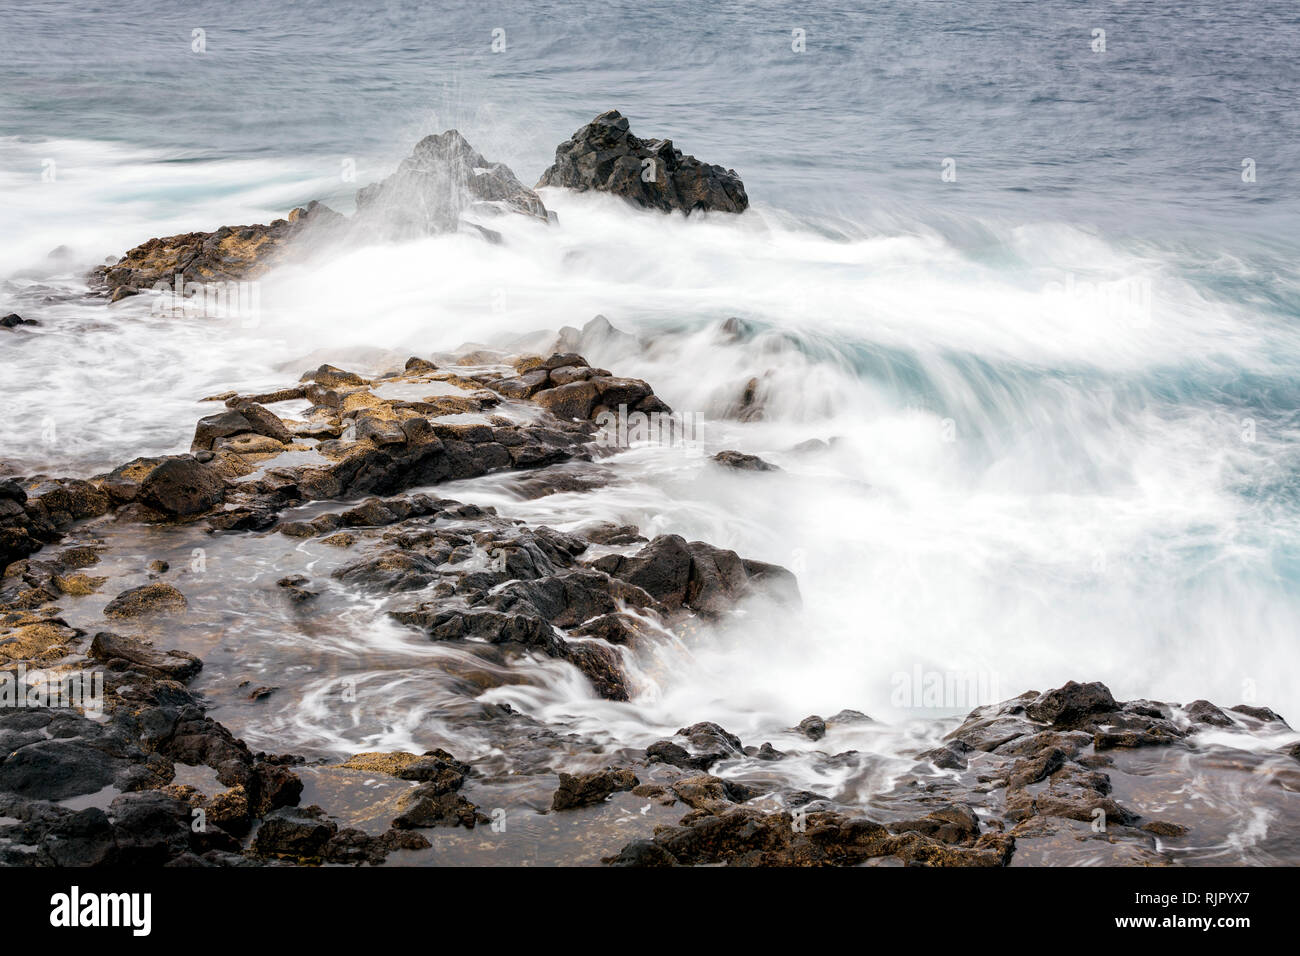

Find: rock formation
[537,110,748,214]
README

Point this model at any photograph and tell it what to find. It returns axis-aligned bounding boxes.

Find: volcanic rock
[538,110,748,214]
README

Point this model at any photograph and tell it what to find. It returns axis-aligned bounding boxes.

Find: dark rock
[551,768,639,810]
[593,534,799,616]
[230,402,293,444]
[538,110,748,215]
[138,457,227,516]
[713,450,779,472]
[193,410,256,451]
[391,788,480,829]
[89,631,201,680]
[647,740,717,771]
[563,640,631,701]
[533,380,602,420]
[677,721,744,756]
[604,839,680,867]
[1025,681,1118,727]
[796,715,827,741]
[251,806,336,862]
[1230,704,1288,725]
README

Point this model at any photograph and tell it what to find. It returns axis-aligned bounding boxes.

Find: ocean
[3,0,1300,754]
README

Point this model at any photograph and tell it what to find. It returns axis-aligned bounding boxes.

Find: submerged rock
[712,450,779,472]
[538,110,748,214]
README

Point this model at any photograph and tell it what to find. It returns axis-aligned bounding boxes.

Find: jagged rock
[392,788,480,830]
[90,201,341,302]
[250,806,336,862]
[647,740,718,772]
[590,534,799,615]
[796,715,827,741]
[670,774,762,811]
[607,803,1011,868]
[551,768,639,810]
[538,110,748,214]
[354,129,550,238]
[1025,681,1117,727]
[676,721,745,761]
[89,631,202,680]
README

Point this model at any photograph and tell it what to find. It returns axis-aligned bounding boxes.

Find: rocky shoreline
[3,338,1296,865]
[2,113,1297,867]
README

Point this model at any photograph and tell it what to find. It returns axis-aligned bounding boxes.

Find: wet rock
[1007,747,1067,789]
[392,787,480,829]
[138,456,227,516]
[491,369,551,400]
[229,402,293,444]
[592,534,799,616]
[1185,699,1234,727]
[551,768,639,810]
[577,521,646,546]
[796,715,827,741]
[354,129,549,237]
[712,450,779,472]
[334,550,442,593]
[562,640,631,701]
[250,806,336,863]
[533,380,602,420]
[102,582,188,618]
[892,805,982,844]
[755,742,786,761]
[1025,681,1117,727]
[0,709,164,801]
[1230,704,1288,726]
[678,721,743,754]
[607,804,1009,867]
[193,409,257,451]
[570,611,649,646]
[106,791,197,864]
[89,631,202,680]
[604,840,680,867]
[304,363,368,388]
[670,774,762,811]
[321,826,431,866]
[90,202,340,302]
[538,110,748,215]
[1,313,38,328]
[647,740,716,771]
[1141,820,1190,837]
